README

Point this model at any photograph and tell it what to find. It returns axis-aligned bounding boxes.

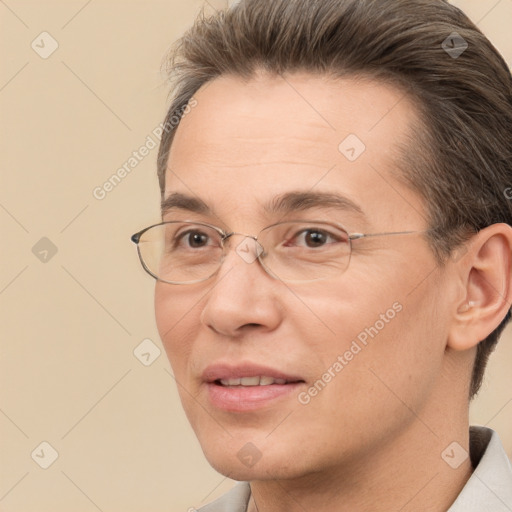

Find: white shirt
[197,426,512,511]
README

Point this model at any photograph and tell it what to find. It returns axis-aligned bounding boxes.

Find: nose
[199,235,283,337]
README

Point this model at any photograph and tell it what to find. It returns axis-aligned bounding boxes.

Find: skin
[154,71,512,511]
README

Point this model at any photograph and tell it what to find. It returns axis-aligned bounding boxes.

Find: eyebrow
[161,191,365,218]
[265,191,365,217]
[161,193,210,216]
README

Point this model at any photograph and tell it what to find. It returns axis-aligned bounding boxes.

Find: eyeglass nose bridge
[222,232,266,265]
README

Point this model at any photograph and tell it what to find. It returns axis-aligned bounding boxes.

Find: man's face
[155,72,453,480]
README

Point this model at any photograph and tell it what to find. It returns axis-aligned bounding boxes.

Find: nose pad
[234,236,264,264]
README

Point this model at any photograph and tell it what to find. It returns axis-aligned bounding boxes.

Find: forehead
[165,71,426,230]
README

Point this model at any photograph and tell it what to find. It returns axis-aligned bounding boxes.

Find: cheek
[288,273,400,356]
[295,264,446,406]
[294,296,442,454]
[347,283,445,414]
[154,283,201,375]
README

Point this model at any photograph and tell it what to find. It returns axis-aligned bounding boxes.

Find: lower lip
[206,382,304,412]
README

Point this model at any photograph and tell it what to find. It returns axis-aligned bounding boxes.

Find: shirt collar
[447,426,512,511]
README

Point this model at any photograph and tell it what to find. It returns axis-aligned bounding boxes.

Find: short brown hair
[157,0,512,398]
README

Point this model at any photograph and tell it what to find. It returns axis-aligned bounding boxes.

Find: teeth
[218,376,289,386]
[240,376,261,386]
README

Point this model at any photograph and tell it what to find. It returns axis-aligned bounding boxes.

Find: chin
[205,457,261,481]
[199,436,312,482]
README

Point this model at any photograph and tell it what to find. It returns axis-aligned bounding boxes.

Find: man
[131,0,512,510]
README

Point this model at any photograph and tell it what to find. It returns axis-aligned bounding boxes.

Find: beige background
[0,1,511,510]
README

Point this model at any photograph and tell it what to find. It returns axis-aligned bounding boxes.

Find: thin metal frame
[131,220,426,284]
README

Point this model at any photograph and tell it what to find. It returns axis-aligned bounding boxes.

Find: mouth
[215,376,302,387]
[203,363,306,412]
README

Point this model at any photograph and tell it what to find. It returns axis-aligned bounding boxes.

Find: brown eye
[287,229,340,248]
[303,230,328,247]
[185,231,209,248]
[170,227,219,251]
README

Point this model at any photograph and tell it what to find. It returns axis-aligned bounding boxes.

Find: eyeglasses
[130,220,425,284]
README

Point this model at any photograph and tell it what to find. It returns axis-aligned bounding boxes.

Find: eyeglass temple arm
[349,230,426,241]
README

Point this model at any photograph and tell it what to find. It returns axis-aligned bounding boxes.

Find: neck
[247,413,473,512]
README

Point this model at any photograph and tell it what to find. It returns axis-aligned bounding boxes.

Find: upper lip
[202,362,305,383]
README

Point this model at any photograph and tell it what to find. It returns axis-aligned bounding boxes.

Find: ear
[448,223,512,352]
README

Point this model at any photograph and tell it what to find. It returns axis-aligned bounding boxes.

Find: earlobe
[447,224,512,352]
[450,297,479,352]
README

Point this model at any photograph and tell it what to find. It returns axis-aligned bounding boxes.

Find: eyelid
[270,221,350,246]
[177,222,225,236]
[164,217,230,235]
[280,220,349,233]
